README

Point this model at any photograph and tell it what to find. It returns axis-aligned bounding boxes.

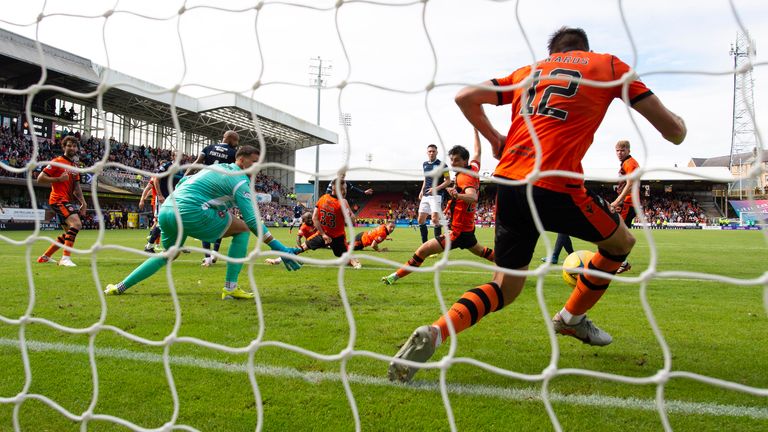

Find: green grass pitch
[0,227,766,431]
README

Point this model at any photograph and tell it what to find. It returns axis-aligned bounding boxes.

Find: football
[562,250,595,288]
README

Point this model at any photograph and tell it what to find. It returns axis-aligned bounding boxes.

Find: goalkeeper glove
[267,239,302,271]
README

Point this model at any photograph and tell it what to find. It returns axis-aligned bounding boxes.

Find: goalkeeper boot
[58,256,77,267]
[36,255,57,264]
[381,273,399,285]
[104,284,121,296]
[221,287,255,300]
[388,325,438,383]
[552,313,612,346]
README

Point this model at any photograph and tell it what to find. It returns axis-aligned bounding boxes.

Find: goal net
[0,1,766,431]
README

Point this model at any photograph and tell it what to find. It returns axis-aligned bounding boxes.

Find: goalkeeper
[105,145,302,300]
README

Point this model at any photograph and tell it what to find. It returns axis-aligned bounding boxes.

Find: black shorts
[494,184,620,269]
[437,229,478,250]
[353,232,365,251]
[51,202,80,227]
[306,233,348,257]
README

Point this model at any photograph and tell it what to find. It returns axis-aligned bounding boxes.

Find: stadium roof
[689,150,768,167]
[311,166,734,184]
[0,28,336,151]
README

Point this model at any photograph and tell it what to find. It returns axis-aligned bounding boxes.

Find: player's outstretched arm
[631,94,687,145]
[471,128,482,166]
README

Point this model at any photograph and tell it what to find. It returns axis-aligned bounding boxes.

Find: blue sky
[1,0,765,182]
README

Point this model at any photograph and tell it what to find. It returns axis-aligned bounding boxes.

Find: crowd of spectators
[0,128,733,230]
[637,193,707,225]
[0,128,295,196]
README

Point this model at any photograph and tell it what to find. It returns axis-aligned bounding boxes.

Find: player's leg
[616,207,636,274]
[58,210,83,267]
[105,208,185,295]
[431,196,443,239]
[381,238,443,285]
[219,218,253,300]
[207,237,223,264]
[201,240,213,266]
[388,184,535,382]
[38,203,70,263]
[417,214,428,243]
[549,188,632,345]
[389,268,529,382]
[145,218,161,253]
[466,238,495,262]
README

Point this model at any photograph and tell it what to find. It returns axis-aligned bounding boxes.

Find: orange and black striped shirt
[42,155,79,204]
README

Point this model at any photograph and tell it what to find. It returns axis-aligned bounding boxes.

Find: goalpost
[0,2,766,432]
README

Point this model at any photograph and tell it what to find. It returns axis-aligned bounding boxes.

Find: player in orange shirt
[610,140,640,274]
[139,178,162,253]
[36,136,88,267]
[381,129,494,285]
[295,181,361,269]
[353,222,395,252]
[389,27,687,383]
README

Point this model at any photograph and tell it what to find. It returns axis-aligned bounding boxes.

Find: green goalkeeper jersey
[161,163,261,236]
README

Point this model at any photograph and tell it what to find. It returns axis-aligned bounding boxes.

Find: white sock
[224,281,237,292]
[559,308,584,325]
[432,325,442,348]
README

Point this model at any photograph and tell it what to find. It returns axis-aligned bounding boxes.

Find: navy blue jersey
[201,143,237,166]
[156,161,185,197]
[422,159,446,193]
[293,204,303,218]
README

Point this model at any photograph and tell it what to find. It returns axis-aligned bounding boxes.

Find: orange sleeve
[492,66,528,106]
[611,56,652,104]
[42,160,62,177]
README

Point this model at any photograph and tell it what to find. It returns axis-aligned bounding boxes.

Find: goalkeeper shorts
[158,206,231,247]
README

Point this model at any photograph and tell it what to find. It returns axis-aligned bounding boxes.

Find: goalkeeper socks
[114,282,127,294]
[63,227,79,257]
[564,248,627,317]
[434,226,442,239]
[434,282,504,340]
[43,234,66,257]
[225,232,249,285]
[419,224,428,243]
[395,253,425,279]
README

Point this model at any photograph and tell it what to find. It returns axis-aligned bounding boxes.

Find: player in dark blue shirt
[143,151,185,252]
[417,144,451,243]
[185,130,240,266]
[289,203,305,233]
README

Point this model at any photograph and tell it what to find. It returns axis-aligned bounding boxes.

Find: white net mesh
[0,1,767,431]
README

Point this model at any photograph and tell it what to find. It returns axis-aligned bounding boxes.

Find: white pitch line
[1,338,766,420]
